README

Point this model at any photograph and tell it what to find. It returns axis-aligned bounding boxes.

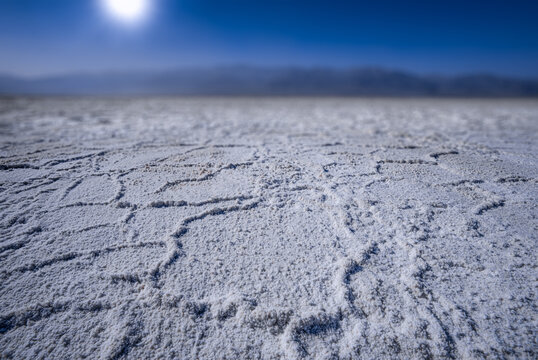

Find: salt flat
[0,98,536,359]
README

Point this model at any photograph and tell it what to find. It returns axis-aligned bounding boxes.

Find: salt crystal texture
[0,98,536,359]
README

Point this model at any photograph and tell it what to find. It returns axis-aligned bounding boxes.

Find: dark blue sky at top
[1,0,537,77]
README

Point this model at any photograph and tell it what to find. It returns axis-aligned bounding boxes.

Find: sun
[101,0,150,23]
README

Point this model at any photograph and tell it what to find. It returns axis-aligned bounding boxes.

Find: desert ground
[0,98,536,359]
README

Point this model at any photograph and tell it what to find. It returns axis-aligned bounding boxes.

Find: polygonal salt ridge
[135,290,261,324]
[276,249,379,357]
[155,143,257,167]
[281,308,344,358]
[113,155,259,204]
[59,174,118,204]
[373,145,458,162]
[147,197,262,287]
[154,160,255,193]
[246,308,295,335]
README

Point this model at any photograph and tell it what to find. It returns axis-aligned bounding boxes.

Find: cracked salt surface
[0,98,536,359]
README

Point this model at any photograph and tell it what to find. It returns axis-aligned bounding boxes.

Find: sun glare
[101,0,150,23]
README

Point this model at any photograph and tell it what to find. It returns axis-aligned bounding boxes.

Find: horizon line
[2,65,538,82]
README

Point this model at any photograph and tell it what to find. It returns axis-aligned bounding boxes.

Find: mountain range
[1,66,537,96]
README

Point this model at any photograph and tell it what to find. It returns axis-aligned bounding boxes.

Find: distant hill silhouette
[1,66,537,96]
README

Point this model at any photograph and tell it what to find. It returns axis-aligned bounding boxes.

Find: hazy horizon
[3,64,538,81]
[2,65,538,97]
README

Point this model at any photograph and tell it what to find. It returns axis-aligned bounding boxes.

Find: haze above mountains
[1,66,537,96]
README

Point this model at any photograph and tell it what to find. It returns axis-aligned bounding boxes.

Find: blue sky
[1,0,537,77]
